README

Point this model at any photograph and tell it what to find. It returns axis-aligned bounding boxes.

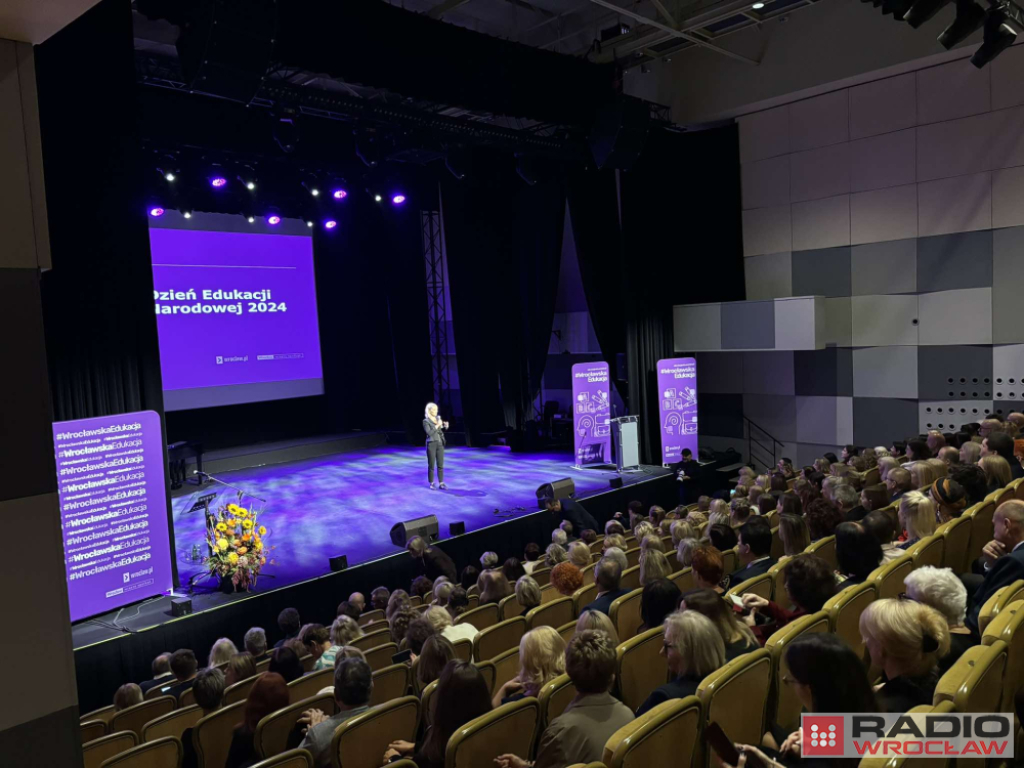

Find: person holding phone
[423,402,448,490]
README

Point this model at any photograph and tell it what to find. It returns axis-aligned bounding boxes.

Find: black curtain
[442,158,565,445]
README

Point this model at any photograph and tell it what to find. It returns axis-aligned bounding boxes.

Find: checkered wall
[693,49,1024,469]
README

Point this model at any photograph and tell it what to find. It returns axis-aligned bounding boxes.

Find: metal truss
[422,211,452,417]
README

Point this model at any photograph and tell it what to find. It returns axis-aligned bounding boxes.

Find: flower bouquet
[204,492,272,592]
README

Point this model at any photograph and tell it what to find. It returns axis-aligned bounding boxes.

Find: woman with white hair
[423,402,449,490]
[636,610,725,716]
[568,541,592,570]
[903,567,977,673]
[208,637,238,667]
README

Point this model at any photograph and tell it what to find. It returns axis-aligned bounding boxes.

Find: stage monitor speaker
[329,555,348,572]
[537,478,575,502]
[449,521,466,537]
[589,96,651,171]
[609,477,624,489]
[171,598,193,617]
[390,515,439,547]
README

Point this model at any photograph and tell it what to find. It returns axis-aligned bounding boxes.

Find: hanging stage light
[971,8,1017,66]
[939,0,986,48]
[903,0,952,27]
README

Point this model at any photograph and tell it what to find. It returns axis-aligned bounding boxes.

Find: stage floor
[172,445,647,591]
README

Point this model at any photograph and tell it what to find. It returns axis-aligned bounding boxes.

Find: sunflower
[228,503,240,514]
[238,508,250,518]
[217,538,229,551]
[255,542,263,552]
[216,522,227,532]
[228,552,239,565]
[258,526,267,536]
[242,519,254,530]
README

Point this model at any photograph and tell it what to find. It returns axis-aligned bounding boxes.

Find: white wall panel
[849,72,917,140]
[789,90,850,152]
[741,155,791,210]
[916,112,994,182]
[790,142,851,202]
[739,105,790,164]
[742,204,792,256]
[994,344,1024,385]
[918,172,992,236]
[918,287,992,345]
[993,227,1024,343]
[916,58,990,125]
[792,194,850,251]
[849,128,916,192]
[850,184,918,244]
[744,251,793,301]
[852,346,919,398]
[851,294,919,346]
[919,400,993,432]
[774,296,821,350]
[992,167,1024,229]
[991,45,1024,111]
[674,303,722,351]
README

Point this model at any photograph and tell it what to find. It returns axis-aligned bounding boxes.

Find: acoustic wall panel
[992,167,1024,229]
[722,300,775,349]
[853,346,919,399]
[917,288,992,346]
[993,344,1024,390]
[853,397,921,447]
[851,239,917,295]
[849,72,917,140]
[823,297,853,348]
[918,172,992,237]
[743,205,792,257]
[917,345,994,400]
[991,45,1024,111]
[742,351,795,395]
[792,194,850,251]
[796,442,844,468]
[988,106,1024,169]
[796,395,839,444]
[916,231,993,293]
[919,401,992,432]
[699,393,746,439]
[673,303,722,351]
[744,251,792,301]
[695,352,745,394]
[789,90,849,152]
[742,393,798,442]
[774,296,821,350]
[993,226,1024,343]
[916,59,990,125]
[916,112,994,182]
[851,294,919,347]
[795,348,841,397]
[698,434,749,462]
[791,247,851,297]
[790,143,851,203]
[738,105,790,164]
[837,396,854,445]
[849,128,917,193]
[850,184,918,244]
[742,156,791,210]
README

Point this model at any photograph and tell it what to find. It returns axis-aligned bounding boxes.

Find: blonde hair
[423,605,452,632]
[859,599,951,675]
[330,615,363,646]
[568,541,592,569]
[899,491,937,541]
[709,499,728,519]
[208,637,238,667]
[981,454,1012,489]
[515,575,542,609]
[640,549,672,585]
[640,534,665,554]
[676,537,699,567]
[518,626,566,689]
[424,402,438,418]
[877,456,899,482]
[671,520,696,546]
[545,543,567,567]
[575,609,619,646]
[925,458,947,479]
[909,461,938,490]
[633,521,655,540]
[664,610,726,678]
[603,533,626,552]
[960,441,982,464]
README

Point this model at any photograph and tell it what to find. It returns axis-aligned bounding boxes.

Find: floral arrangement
[205,492,272,591]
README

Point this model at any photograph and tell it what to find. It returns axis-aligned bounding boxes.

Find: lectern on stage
[611,415,641,471]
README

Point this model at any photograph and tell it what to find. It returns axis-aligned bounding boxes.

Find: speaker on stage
[536,478,575,503]
[390,515,440,547]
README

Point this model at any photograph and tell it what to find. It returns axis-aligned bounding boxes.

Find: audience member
[410,575,434,601]
[602,534,626,555]
[904,567,976,674]
[244,627,268,660]
[959,440,982,466]
[269,645,304,683]
[581,528,598,545]
[424,604,477,646]
[315,615,363,671]
[224,653,256,687]
[638,577,681,632]
[226,672,290,768]
[414,633,455,690]
[682,588,758,660]
[930,478,968,522]
[113,683,142,712]
[181,668,225,768]
[805,498,845,541]
[834,522,882,584]
[336,601,361,621]
[639,549,672,586]
[370,587,390,611]
[301,625,330,663]
[980,454,1013,493]
[478,569,512,605]
[691,545,725,593]
[776,492,802,518]
[906,438,932,462]
[742,555,836,643]
[584,558,628,615]
[522,543,542,575]
[983,432,1024,479]
[407,535,457,582]
[404,618,436,657]
[567,541,592,570]
[480,551,500,570]
[515,575,542,612]
[886,468,913,502]
[298,659,372,768]
[861,509,902,564]
[676,537,699,568]
[576,607,620,646]
[859,484,889,515]
[605,519,626,536]
[636,611,724,716]
[460,566,479,591]
[877,456,899,483]
[834,483,862,521]
[207,637,237,668]
[139,652,174,694]
[640,533,665,555]
[897,491,936,549]
[551,561,584,596]
[670,520,696,546]
[502,557,527,583]
[492,626,566,708]
[778,513,810,557]
[274,607,301,649]
[545,543,568,568]
[966,500,1024,632]
[348,592,365,614]
[432,580,452,607]
[389,607,417,647]
[386,590,411,621]
[950,463,987,504]
[163,649,199,701]
[707,523,738,551]
[728,516,775,585]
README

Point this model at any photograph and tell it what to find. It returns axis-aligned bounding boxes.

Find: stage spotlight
[903,0,951,27]
[183,211,192,219]
[210,175,228,188]
[332,188,348,200]
[374,194,382,203]
[391,194,407,205]
[266,214,282,225]
[247,215,256,224]
[324,219,338,230]
[246,181,256,191]
[971,9,1017,67]
[149,206,165,217]
[939,0,986,48]
[164,172,176,182]
[302,180,320,197]
[306,220,314,228]
[752,2,765,7]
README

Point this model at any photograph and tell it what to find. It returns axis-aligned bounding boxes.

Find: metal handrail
[744,416,784,473]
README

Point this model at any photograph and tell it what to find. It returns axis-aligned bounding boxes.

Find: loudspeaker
[171,598,193,617]
[449,521,466,537]
[390,514,439,547]
[329,554,348,572]
[609,477,624,489]
[537,478,575,502]
[589,96,651,171]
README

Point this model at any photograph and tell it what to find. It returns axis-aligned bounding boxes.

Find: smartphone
[392,649,412,664]
[705,722,765,768]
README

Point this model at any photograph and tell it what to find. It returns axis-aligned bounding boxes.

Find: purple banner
[53,410,173,622]
[149,226,323,401]
[657,357,699,464]
[572,361,612,466]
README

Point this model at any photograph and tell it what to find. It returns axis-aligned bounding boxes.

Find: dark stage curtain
[442,164,565,445]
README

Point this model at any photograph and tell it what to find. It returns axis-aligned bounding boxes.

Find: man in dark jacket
[406,535,457,581]
[982,432,1024,480]
[966,499,1024,633]
[726,516,776,588]
[540,493,599,534]
[583,558,629,615]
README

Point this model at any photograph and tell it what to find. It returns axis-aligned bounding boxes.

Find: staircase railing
[744,417,784,474]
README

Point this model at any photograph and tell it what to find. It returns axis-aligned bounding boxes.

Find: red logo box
[803,716,844,756]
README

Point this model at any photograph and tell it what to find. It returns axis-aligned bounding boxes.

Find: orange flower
[237,547,248,555]
[242,534,252,543]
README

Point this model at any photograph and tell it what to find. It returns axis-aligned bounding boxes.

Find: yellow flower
[228,552,239,565]
[216,522,227,532]
[238,508,250,518]
[227,518,237,527]
[217,538,229,551]
[228,503,240,514]
[255,542,263,552]
[260,557,266,566]
[237,547,248,555]
[258,526,267,536]
[242,519,253,530]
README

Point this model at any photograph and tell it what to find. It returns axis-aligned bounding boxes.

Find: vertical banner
[657,357,699,465]
[572,361,612,466]
[53,410,173,622]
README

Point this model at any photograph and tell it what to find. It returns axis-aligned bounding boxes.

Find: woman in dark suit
[424,402,448,490]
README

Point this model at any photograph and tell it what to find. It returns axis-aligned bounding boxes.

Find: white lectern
[611,415,640,471]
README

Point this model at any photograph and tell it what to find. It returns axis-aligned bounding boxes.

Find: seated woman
[384,661,492,768]
[909,460,938,491]
[225,673,289,768]
[776,492,802,518]
[225,653,257,686]
[514,575,542,614]
[903,566,977,674]
[757,495,777,518]
[423,604,477,648]
[268,646,304,683]
[834,522,882,585]
[980,454,1013,494]
[690,545,727,595]
[859,484,890,515]
[550,562,583,597]
[502,557,526,583]
[491,626,566,708]
[635,611,724,716]
[805,498,845,542]
[741,555,836,644]
[778,514,810,557]
[670,520,697,547]
[576,607,620,646]
[478,569,512,605]
[544,543,567,569]
[414,633,455,691]
[639,549,672,586]
[208,637,239,668]
[706,523,738,552]
[639,578,682,633]
[113,683,142,712]
[897,491,936,550]
[567,542,592,570]
[858,598,951,713]
[930,478,968,524]
[682,588,759,660]
[676,537,699,568]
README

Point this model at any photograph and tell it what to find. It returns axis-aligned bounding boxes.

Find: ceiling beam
[428,0,474,19]
[648,0,678,26]
[501,0,556,18]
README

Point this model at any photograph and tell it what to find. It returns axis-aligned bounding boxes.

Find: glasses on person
[781,674,797,686]
[897,592,919,603]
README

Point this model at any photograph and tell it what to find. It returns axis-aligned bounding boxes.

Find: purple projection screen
[53,410,173,622]
[149,219,324,411]
[572,361,612,466]
[657,357,699,464]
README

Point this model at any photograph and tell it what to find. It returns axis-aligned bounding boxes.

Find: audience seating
[720,549,737,575]
[224,673,262,705]
[1016,478,1024,503]
[109,697,176,739]
[805,536,837,571]
[145,684,172,701]
[141,705,202,743]
[491,647,520,692]
[81,720,107,744]
[467,585,480,597]
[358,609,384,626]
[98,735,181,768]
[726,573,771,601]
[616,628,667,713]
[557,621,576,645]
[610,589,644,641]
[539,584,562,604]
[572,583,599,615]
[362,620,387,637]
[288,667,334,701]
[451,638,472,663]
[81,705,117,726]
[330,695,419,768]
[590,537,605,554]
[880,502,899,532]
[966,500,996,566]
[498,594,526,621]
[420,679,439,727]
[625,548,641,568]
[409,595,423,607]
[981,600,1024,714]
[525,597,574,630]
[474,661,497,695]
[84,732,138,768]
[863,466,880,486]
[868,554,914,600]
[696,649,772,768]
[624,536,637,548]
[467,595,480,610]
[194,700,245,768]
[256,657,273,674]
[908,535,944,570]
[474,617,526,662]
[364,643,399,672]
[856,703,955,768]
[670,568,694,594]
[823,582,876,662]
[934,640,1008,714]
[179,687,197,708]
[256,693,336,759]
[417,603,432,614]
[620,566,641,591]
[531,567,551,586]
[456,603,499,631]
[351,628,391,652]
[992,486,1014,510]
[537,673,577,730]
[978,580,1024,634]
[250,748,314,768]
[444,697,540,768]
[371,664,412,707]
[602,696,702,768]
[938,517,972,573]
[766,560,791,608]
[764,611,829,733]
[300,654,316,673]
[582,567,596,586]
[770,528,784,561]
